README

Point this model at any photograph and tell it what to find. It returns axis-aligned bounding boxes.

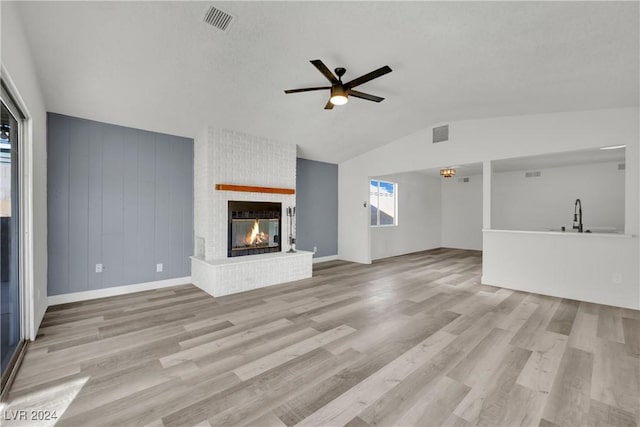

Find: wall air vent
[525,171,541,178]
[433,125,449,143]
[203,5,235,32]
[457,177,470,183]
[618,163,626,170]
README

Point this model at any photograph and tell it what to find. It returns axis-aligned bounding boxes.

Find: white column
[483,160,492,230]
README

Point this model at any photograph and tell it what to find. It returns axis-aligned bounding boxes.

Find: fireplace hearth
[228,201,281,257]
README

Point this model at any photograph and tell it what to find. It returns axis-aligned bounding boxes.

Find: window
[370,180,397,226]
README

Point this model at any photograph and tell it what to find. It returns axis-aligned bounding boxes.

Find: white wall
[338,163,370,263]
[492,161,625,232]
[441,174,483,250]
[339,107,639,264]
[1,2,49,338]
[370,172,441,260]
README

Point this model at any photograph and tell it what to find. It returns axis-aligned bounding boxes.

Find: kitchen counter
[484,229,635,238]
[482,229,639,310]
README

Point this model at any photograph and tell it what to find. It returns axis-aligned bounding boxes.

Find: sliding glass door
[0,90,24,392]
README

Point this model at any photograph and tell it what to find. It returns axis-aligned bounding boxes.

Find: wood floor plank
[597,305,626,343]
[622,317,640,358]
[496,384,547,427]
[547,299,580,336]
[516,331,568,393]
[296,330,458,426]
[587,398,638,427]
[162,349,334,427]
[542,347,594,427]
[244,412,288,427]
[390,375,470,427]
[497,298,539,332]
[5,248,638,427]
[568,311,598,353]
[590,339,640,416]
[453,344,532,424]
[206,349,363,427]
[510,295,560,350]
[184,327,319,380]
[442,413,472,427]
[61,360,183,419]
[233,325,356,381]
[447,327,514,386]
[355,348,465,426]
[57,377,186,426]
[160,319,293,367]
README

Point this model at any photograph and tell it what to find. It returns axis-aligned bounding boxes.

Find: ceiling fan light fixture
[284,60,391,109]
[330,86,348,106]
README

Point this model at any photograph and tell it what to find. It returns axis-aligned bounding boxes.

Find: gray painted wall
[47,113,193,296]
[296,158,338,258]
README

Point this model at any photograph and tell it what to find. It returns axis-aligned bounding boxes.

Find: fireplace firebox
[228,201,281,257]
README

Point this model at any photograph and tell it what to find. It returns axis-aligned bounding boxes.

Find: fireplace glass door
[228,201,281,257]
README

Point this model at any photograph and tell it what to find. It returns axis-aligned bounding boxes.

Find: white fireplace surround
[192,127,312,297]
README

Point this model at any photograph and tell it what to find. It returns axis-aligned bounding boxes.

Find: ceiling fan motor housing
[331,85,347,98]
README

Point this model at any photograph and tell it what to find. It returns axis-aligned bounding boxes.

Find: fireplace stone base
[191,251,313,297]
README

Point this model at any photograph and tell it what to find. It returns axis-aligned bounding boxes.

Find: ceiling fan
[284,59,392,110]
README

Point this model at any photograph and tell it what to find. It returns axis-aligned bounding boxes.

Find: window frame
[369,179,398,227]
[0,76,31,399]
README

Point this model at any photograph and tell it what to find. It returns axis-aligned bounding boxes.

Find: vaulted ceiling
[13,1,639,163]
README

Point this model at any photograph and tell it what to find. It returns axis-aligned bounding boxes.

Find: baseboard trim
[313,255,339,264]
[48,276,192,306]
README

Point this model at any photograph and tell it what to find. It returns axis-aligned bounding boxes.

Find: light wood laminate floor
[4,248,639,426]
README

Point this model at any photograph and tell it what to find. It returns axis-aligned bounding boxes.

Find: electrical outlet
[156,263,163,273]
[95,264,103,273]
[313,246,317,253]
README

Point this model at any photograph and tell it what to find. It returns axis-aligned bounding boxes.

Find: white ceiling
[14,1,639,163]
[416,147,626,178]
[491,147,627,173]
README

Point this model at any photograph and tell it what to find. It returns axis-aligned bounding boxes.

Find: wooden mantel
[215,184,295,195]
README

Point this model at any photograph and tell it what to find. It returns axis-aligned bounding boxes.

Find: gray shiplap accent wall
[47,113,193,296]
[296,158,338,258]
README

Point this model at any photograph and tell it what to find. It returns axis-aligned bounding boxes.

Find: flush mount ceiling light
[440,168,456,178]
[600,145,626,150]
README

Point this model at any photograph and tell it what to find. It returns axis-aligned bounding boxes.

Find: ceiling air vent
[457,177,470,183]
[525,171,541,178]
[618,163,626,170]
[433,125,449,143]
[203,5,235,32]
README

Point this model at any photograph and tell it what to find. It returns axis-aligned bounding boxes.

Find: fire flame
[244,219,268,246]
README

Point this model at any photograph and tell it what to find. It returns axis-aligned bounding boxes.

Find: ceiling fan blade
[345,65,392,89]
[348,90,385,102]
[311,59,339,84]
[284,86,331,94]
[324,99,335,110]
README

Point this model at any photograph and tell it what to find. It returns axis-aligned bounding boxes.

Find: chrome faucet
[573,198,583,233]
